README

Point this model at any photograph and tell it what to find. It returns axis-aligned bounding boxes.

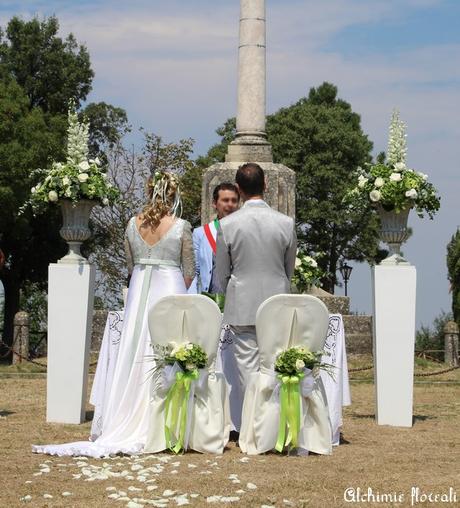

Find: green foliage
[197,83,380,291]
[415,310,452,361]
[447,229,460,323]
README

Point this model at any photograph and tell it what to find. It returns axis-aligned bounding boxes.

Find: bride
[33,171,195,457]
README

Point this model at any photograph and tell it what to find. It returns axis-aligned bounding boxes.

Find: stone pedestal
[47,263,95,423]
[201,161,295,223]
[372,264,416,427]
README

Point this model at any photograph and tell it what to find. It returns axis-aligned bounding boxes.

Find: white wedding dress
[33,216,195,457]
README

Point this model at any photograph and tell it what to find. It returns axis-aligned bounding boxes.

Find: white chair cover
[239,294,333,455]
[144,294,230,454]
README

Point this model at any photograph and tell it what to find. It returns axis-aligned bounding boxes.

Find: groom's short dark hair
[235,163,265,196]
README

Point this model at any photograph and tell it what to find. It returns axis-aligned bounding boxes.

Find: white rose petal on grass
[389,172,402,182]
[374,177,385,188]
[43,494,53,499]
[61,492,73,497]
[238,457,250,463]
[235,489,246,494]
[78,172,89,183]
[24,481,32,485]
[126,502,144,508]
[246,482,257,490]
[106,487,117,491]
[48,190,58,202]
[108,493,120,499]
[187,464,197,468]
[369,190,381,202]
[20,495,32,502]
[405,188,418,199]
[163,490,176,496]
[128,486,143,492]
[147,486,158,491]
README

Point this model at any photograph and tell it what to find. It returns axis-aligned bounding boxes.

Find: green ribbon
[275,372,305,453]
[164,369,199,454]
[201,292,225,313]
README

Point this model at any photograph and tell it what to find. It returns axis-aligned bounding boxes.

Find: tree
[447,229,460,323]
[197,83,381,292]
[0,16,93,113]
[0,16,123,352]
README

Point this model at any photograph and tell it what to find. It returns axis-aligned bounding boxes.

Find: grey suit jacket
[215,200,297,326]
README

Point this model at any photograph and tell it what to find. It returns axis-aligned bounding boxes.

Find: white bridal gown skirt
[33,264,187,458]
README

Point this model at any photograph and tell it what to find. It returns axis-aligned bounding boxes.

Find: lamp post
[339,262,353,297]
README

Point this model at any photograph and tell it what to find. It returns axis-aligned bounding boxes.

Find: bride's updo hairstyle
[142,171,182,229]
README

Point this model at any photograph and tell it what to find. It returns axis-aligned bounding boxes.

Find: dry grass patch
[1,376,459,507]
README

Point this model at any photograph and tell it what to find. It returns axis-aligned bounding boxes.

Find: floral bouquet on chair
[155,341,208,454]
[274,345,333,453]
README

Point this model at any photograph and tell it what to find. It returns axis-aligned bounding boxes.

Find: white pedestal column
[372,264,416,427]
[47,263,95,423]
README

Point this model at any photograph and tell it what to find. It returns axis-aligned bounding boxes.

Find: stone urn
[58,199,96,264]
[377,205,411,264]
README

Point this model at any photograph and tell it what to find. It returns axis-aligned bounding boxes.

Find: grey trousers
[225,325,260,432]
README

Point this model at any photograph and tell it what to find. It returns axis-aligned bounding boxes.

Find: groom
[215,163,297,430]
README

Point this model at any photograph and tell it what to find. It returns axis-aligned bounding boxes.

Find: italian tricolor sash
[203,219,220,254]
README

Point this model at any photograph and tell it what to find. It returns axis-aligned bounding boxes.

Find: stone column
[12,311,29,365]
[201,0,295,223]
[444,321,459,367]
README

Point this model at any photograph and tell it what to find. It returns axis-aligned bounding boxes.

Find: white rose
[305,256,318,268]
[418,172,428,181]
[78,161,90,171]
[369,190,381,202]
[62,176,70,186]
[78,173,89,183]
[64,189,72,198]
[31,187,36,194]
[295,257,302,268]
[102,197,109,206]
[374,177,384,188]
[295,359,305,371]
[94,157,101,165]
[389,172,402,182]
[358,175,368,188]
[48,190,58,202]
[185,362,196,371]
[186,343,194,350]
[394,162,406,172]
[405,188,418,199]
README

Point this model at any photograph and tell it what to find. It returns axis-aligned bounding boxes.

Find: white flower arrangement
[292,251,326,293]
[164,341,207,372]
[345,110,440,219]
[22,101,119,215]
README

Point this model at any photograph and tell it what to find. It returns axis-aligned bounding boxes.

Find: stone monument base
[201,161,296,223]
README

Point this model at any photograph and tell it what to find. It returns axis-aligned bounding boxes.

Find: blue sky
[1,0,459,328]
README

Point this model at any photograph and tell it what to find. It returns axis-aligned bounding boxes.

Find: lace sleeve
[124,226,134,276]
[181,220,196,279]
